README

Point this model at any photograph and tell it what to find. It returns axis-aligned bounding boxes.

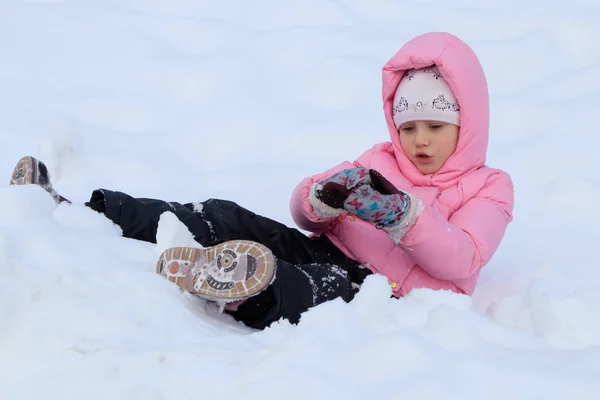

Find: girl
[9,32,514,330]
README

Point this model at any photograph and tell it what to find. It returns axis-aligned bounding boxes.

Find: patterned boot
[9,156,71,204]
[156,240,277,306]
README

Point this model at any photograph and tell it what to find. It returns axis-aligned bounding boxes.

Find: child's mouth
[415,153,432,163]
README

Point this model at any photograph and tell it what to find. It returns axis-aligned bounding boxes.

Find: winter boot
[156,240,277,305]
[9,156,71,204]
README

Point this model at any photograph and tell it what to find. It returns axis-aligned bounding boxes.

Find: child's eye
[430,124,443,130]
[400,126,414,132]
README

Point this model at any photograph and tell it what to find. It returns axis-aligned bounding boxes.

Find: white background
[1,1,599,399]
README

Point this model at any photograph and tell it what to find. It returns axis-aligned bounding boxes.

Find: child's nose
[414,131,430,146]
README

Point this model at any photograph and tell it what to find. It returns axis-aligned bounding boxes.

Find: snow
[1,0,600,398]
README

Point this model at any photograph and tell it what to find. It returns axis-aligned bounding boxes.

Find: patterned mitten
[343,184,413,228]
[368,169,401,195]
[311,168,422,238]
[314,167,372,208]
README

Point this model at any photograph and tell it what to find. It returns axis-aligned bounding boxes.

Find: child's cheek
[398,133,409,153]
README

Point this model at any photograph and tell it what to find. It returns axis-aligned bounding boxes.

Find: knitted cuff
[385,194,424,245]
[308,182,345,219]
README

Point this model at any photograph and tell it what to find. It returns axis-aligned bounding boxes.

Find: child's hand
[343,184,413,229]
[315,168,403,210]
[314,168,372,208]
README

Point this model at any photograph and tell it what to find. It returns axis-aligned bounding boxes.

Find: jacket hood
[382,32,489,188]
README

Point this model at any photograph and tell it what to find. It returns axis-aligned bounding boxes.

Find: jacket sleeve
[397,171,514,281]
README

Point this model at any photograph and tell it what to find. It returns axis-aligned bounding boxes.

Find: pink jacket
[289,32,514,297]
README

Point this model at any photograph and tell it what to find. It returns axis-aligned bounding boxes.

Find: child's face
[398,120,459,175]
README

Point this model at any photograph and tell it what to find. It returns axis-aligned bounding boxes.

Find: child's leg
[309,234,374,289]
[193,198,320,263]
[85,189,210,244]
[226,259,355,330]
[87,191,322,265]
[87,189,370,329]
[190,200,372,328]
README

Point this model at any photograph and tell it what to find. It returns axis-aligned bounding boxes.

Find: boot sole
[156,240,276,302]
[10,156,38,186]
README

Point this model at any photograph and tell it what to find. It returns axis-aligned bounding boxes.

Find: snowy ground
[1,0,600,399]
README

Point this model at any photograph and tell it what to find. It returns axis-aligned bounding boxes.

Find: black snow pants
[85,189,372,330]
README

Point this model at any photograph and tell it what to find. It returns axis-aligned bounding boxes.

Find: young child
[9,32,514,330]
